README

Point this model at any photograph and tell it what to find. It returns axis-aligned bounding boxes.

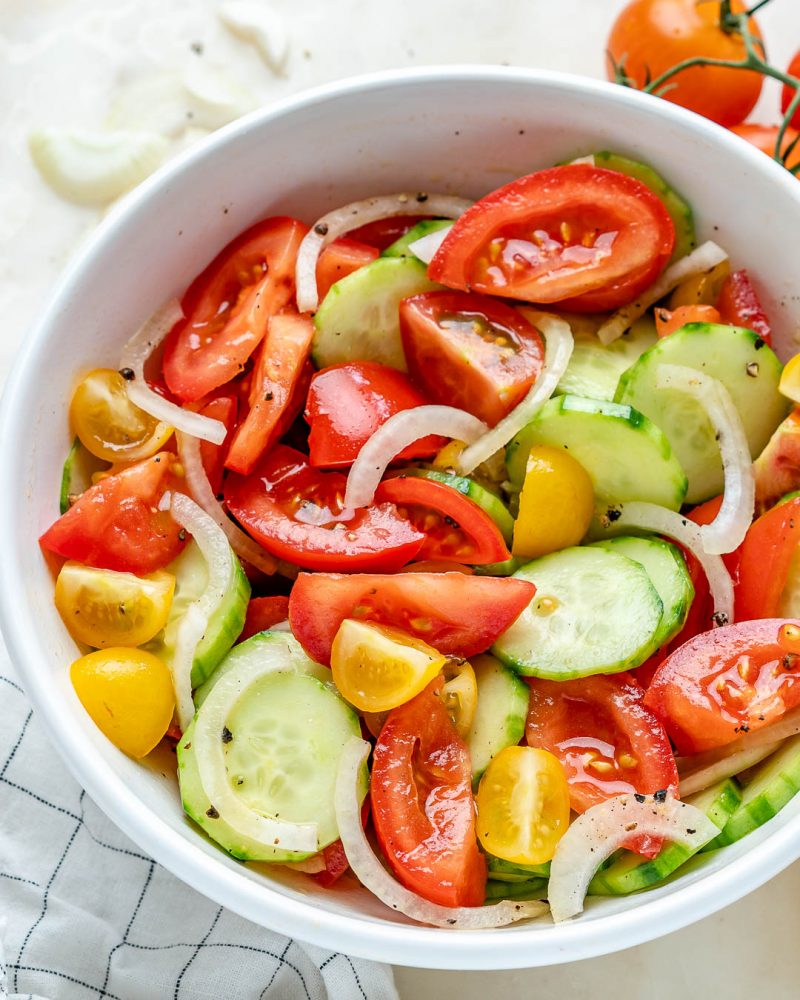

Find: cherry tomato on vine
[730,123,800,176]
[781,51,800,130]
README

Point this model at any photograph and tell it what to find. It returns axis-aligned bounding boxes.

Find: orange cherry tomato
[730,123,800,175]
[654,304,721,338]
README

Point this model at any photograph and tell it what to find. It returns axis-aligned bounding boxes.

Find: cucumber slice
[506,394,688,510]
[59,437,108,514]
[590,535,693,649]
[484,877,548,902]
[467,653,530,782]
[312,256,441,371]
[707,735,800,848]
[473,556,523,578]
[486,856,550,883]
[588,778,740,896]
[395,468,514,544]
[777,490,800,507]
[178,671,363,862]
[492,546,663,679]
[557,315,657,402]
[382,219,452,258]
[616,324,788,503]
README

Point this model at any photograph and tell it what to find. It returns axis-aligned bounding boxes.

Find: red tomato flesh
[316,238,379,302]
[428,165,674,312]
[754,410,800,513]
[399,291,544,426]
[224,445,424,573]
[239,596,290,643]
[346,216,428,251]
[735,497,800,621]
[371,680,486,907]
[288,570,534,664]
[716,269,773,347]
[305,361,444,468]
[197,394,238,495]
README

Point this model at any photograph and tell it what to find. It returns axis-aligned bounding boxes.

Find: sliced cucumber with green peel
[777,490,800,507]
[312,256,441,371]
[557,315,657,402]
[616,324,788,503]
[382,219,452,258]
[588,778,740,896]
[492,546,663,679]
[486,856,550,883]
[59,437,108,514]
[484,877,548,902]
[473,556,523,578]
[467,654,530,782]
[178,671,363,862]
[506,394,688,511]
[590,535,693,649]
[396,468,514,544]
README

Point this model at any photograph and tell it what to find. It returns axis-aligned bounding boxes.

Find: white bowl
[3,67,800,971]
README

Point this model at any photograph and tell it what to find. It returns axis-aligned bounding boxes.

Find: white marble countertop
[3,0,800,995]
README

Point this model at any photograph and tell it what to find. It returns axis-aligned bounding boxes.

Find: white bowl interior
[4,68,800,970]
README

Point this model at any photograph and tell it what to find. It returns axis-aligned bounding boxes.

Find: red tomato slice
[374,476,511,565]
[316,238,379,302]
[305,361,444,468]
[346,216,428,251]
[645,619,800,754]
[224,445,424,573]
[288,570,534,664]
[716,269,773,346]
[735,497,800,621]
[399,292,545,426]
[526,673,678,857]
[162,217,307,402]
[224,313,314,475]
[428,165,675,312]
[371,679,486,907]
[239,595,290,643]
[754,410,800,513]
[196,394,238,495]
[40,453,186,574]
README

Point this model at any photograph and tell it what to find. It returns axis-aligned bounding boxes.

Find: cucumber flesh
[492,546,663,679]
[615,324,788,503]
[591,535,693,649]
[382,219,452,258]
[59,437,108,514]
[312,256,441,371]
[396,468,515,545]
[486,855,550,883]
[178,671,363,862]
[557,315,657,402]
[506,394,688,511]
[467,653,530,782]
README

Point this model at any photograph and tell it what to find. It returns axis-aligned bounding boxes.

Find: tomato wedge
[399,292,544,426]
[196,394,237,494]
[754,410,800,513]
[239,595,290,642]
[316,238,379,302]
[288,571,534,664]
[305,361,443,468]
[225,313,314,475]
[40,453,186,574]
[526,673,678,857]
[374,475,511,565]
[371,679,486,907]
[736,496,800,621]
[347,216,428,250]
[162,217,307,402]
[428,165,674,312]
[224,445,424,573]
[645,619,800,754]
[716,268,773,346]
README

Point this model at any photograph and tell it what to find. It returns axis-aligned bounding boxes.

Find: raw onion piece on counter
[218,1,290,75]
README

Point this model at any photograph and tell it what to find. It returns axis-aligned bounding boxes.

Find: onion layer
[408,225,452,264]
[679,742,782,797]
[336,738,548,928]
[549,792,719,923]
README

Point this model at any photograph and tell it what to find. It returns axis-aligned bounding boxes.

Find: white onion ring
[679,741,782,797]
[597,241,729,346]
[599,501,734,627]
[407,225,452,264]
[456,313,574,475]
[343,406,487,509]
[336,739,548,928]
[656,364,754,555]
[119,301,227,445]
[295,193,472,313]
[548,792,720,923]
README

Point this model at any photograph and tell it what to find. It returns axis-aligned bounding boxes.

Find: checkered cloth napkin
[0,652,398,1000]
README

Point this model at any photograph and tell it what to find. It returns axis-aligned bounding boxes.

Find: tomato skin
[754,410,800,514]
[607,0,763,127]
[346,216,428,250]
[374,475,511,565]
[305,362,443,468]
[371,680,486,907]
[163,217,307,402]
[288,571,535,665]
[197,394,238,494]
[224,445,424,573]
[428,165,674,312]
[715,269,773,347]
[239,595,290,642]
[399,292,544,426]
[645,619,800,754]
[316,238,379,302]
[40,453,186,574]
[735,497,800,621]
[654,304,721,338]
[730,123,800,176]
[781,52,800,129]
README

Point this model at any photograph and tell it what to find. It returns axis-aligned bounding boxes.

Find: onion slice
[336,739,548,928]
[549,792,720,923]
[295,193,472,313]
[597,242,729,346]
[343,406,487,510]
[656,364,754,555]
[598,500,734,627]
[119,302,227,445]
[679,741,782,797]
[408,225,452,264]
[456,313,574,475]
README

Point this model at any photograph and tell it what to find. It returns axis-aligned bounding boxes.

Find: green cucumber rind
[484,878,548,902]
[467,653,530,783]
[381,219,452,258]
[396,468,515,544]
[59,437,108,514]
[486,856,551,882]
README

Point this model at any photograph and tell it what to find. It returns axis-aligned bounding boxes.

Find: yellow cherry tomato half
[55,561,175,648]
[476,745,570,866]
[331,619,447,713]
[512,445,594,559]
[71,647,175,757]
[668,258,730,309]
[440,658,477,737]
[70,368,173,462]
[780,355,800,405]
